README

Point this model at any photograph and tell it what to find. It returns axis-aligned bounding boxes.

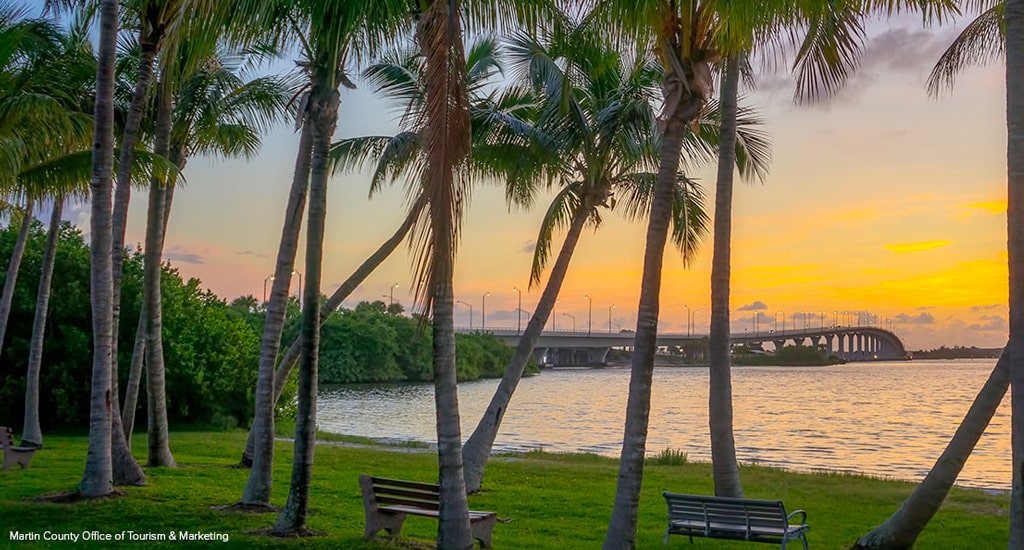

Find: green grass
[0,431,1009,548]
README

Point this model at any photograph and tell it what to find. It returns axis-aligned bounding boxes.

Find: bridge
[457,326,908,367]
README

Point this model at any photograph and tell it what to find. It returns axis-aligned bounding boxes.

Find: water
[318,359,1010,490]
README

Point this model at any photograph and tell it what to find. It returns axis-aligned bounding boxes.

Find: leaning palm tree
[854,3,1018,546]
[461,21,771,494]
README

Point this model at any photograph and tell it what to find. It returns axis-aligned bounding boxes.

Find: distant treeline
[911,346,1002,359]
[0,222,531,433]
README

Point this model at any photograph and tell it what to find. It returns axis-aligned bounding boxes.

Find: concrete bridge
[458,326,908,367]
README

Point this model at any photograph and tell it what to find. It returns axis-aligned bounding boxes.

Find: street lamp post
[513,287,522,334]
[389,282,399,306]
[608,304,615,333]
[263,274,274,303]
[584,294,593,335]
[562,312,575,332]
[753,312,758,336]
[691,310,699,337]
[481,292,489,330]
[457,300,473,330]
[685,305,691,337]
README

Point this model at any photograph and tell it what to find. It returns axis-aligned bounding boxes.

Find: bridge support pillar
[773,340,786,353]
[533,347,549,366]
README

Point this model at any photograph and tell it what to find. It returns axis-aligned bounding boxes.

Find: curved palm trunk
[122,149,181,444]
[1008,0,1024,545]
[80,0,119,498]
[272,84,337,535]
[708,57,742,498]
[462,203,591,493]
[20,198,63,449]
[603,90,703,549]
[854,349,1008,549]
[0,197,34,356]
[142,75,175,467]
[237,112,313,506]
[240,195,425,465]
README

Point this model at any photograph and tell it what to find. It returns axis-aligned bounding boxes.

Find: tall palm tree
[0,198,32,350]
[80,0,119,499]
[1005,0,1024,543]
[461,23,768,494]
[589,0,892,544]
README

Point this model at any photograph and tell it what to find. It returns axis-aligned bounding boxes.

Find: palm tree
[122,50,291,442]
[853,4,1018,546]
[589,0,889,544]
[462,22,768,494]
[80,0,119,499]
[707,54,743,498]
[0,198,33,351]
[19,197,63,449]
[1009,0,1024,544]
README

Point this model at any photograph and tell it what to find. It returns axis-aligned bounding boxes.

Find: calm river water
[318,359,1009,490]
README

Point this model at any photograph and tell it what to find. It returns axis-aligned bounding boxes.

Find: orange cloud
[884,240,953,253]
[965,200,1007,214]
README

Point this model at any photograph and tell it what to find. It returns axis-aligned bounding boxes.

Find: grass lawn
[0,431,1009,548]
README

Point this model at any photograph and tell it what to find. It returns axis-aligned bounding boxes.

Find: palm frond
[926,2,1004,96]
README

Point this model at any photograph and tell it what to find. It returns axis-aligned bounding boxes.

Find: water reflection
[318,360,1009,490]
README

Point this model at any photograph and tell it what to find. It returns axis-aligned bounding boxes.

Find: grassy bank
[1,431,1008,548]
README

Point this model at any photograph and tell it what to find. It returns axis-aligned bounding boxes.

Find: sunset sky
[50,9,1010,351]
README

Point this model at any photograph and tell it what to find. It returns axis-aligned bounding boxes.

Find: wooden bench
[359,474,498,548]
[662,491,808,549]
[1,427,36,470]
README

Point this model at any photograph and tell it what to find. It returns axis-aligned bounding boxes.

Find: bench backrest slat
[370,477,439,493]
[375,495,440,510]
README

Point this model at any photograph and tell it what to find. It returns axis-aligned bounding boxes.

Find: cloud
[965,200,1006,214]
[737,301,768,311]
[968,315,1007,332]
[238,249,269,260]
[884,240,953,253]
[520,240,536,254]
[971,304,1002,312]
[894,312,935,325]
[164,246,205,265]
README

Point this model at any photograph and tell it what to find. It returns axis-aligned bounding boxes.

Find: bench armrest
[786,509,807,526]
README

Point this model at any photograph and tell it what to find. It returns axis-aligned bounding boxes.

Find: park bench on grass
[662,491,809,550]
[1,427,36,470]
[360,474,499,548]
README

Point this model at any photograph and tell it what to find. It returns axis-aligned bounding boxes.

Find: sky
[38,5,1011,351]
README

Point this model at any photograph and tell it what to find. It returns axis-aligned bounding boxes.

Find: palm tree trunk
[419,0,474,545]
[121,311,146,441]
[853,349,1009,549]
[80,0,119,498]
[240,194,425,466]
[237,110,313,506]
[272,83,337,535]
[20,197,63,449]
[142,74,175,467]
[1008,0,1024,545]
[603,86,703,549]
[122,148,181,445]
[110,34,159,382]
[0,197,34,356]
[708,56,742,498]
[462,202,591,493]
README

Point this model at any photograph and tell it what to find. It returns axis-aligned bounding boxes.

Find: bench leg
[364,511,406,540]
[472,515,498,548]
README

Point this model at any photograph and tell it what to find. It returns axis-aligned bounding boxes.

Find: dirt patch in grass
[216,502,279,513]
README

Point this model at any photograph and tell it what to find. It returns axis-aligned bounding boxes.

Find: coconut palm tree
[80,0,119,499]
[461,22,771,494]
[588,0,896,544]
[121,50,291,442]
[237,37,527,466]
[1009,2,1024,545]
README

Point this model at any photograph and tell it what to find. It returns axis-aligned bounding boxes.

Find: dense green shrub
[0,220,262,432]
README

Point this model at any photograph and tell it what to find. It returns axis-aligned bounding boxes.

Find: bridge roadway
[457,326,908,366]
